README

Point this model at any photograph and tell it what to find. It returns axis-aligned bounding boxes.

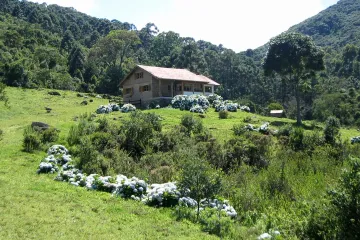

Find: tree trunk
[295,84,302,125]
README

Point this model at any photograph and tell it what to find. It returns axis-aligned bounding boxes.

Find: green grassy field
[0,87,359,239]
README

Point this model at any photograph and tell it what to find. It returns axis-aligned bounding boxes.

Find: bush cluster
[23,125,59,152]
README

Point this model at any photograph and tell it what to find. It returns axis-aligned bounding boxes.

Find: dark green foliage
[218,110,229,119]
[324,116,341,145]
[180,114,203,136]
[0,129,3,141]
[23,126,41,152]
[232,123,247,136]
[262,162,294,199]
[121,111,162,159]
[178,159,222,219]
[0,82,9,106]
[327,158,360,239]
[263,32,325,125]
[67,117,96,146]
[267,102,284,111]
[40,127,59,144]
[289,127,305,151]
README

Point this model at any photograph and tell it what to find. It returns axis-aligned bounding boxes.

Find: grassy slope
[0,87,216,240]
[0,87,358,239]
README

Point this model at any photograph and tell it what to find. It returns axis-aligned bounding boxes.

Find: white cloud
[30,0,97,15]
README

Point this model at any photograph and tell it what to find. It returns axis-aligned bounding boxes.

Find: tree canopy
[263,32,325,124]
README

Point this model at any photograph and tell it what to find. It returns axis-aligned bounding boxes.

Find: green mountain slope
[289,0,360,49]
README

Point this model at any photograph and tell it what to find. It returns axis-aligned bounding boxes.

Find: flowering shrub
[207,94,223,104]
[351,136,360,144]
[120,104,136,113]
[200,199,237,218]
[37,145,237,224]
[144,182,181,207]
[114,175,147,200]
[190,104,205,114]
[96,105,112,114]
[179,197,198,207]
[47,145,69,155]
[37,145,71,174]
[259,122,270,134]
[171,95,209,112]
[214,101,238,112]
[239,105,251,112]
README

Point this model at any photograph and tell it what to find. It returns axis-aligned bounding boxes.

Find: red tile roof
[134,65,220,85]
[196,75,221,86]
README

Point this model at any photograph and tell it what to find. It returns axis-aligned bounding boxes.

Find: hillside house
[120,65,220,106]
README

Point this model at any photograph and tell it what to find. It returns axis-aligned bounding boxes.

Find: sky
[30,0,339,52]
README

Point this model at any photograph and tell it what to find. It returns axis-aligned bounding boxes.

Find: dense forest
[1,0,360,125]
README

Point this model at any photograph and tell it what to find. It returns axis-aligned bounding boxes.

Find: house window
[184,84,192,91]
[139,84,151,92]
[124,87,132,95]
[135,72,143,79]
[168,85,171,91]
[205,86,212,93]
[177,85,182,91]
[194,84,202,92]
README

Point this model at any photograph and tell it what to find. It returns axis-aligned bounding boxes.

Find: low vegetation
[2,87,360,239]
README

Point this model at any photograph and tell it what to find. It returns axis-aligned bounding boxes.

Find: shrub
[23,126,41,152]
[0,82,9,107]
[327,158,360,239]
[67,117,96,146]
[232,124,247,136]
[120,103,136,113]
[289,127,304,151]
[219,110,229,119]
[277,124,293,137]
[199,208,234,237]
[181,114,203,136]
[171,95,210,112]
[121,111,162,158]
[207,94,223,104]
[268,102,284,111]
[41,127,59,144]
[0,129,3,141]
[324,116,341,145]
[178,159,223,219]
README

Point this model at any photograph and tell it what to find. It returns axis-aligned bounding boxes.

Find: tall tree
[89,30,140,68]
[263,32,325,125]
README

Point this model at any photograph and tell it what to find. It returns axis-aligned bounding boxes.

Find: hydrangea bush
[207,94,223,104]
[144,182,181,207]
[351,136,360,144]
[171,95,209,112]
[37,145,71,174]
[120,104,136,113]
[38,145,237,218]
[96,103,121,114]
[200,199,237,218]
[190,105,205,114]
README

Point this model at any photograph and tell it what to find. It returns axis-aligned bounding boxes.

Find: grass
[0,87,359,239]
[0,87,216,240]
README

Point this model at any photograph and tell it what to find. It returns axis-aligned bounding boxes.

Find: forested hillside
[1,0,360,126]
[0,0,262,101]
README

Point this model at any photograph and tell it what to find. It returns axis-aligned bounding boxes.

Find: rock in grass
[31,122,50,131]
[81,100,88,105]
